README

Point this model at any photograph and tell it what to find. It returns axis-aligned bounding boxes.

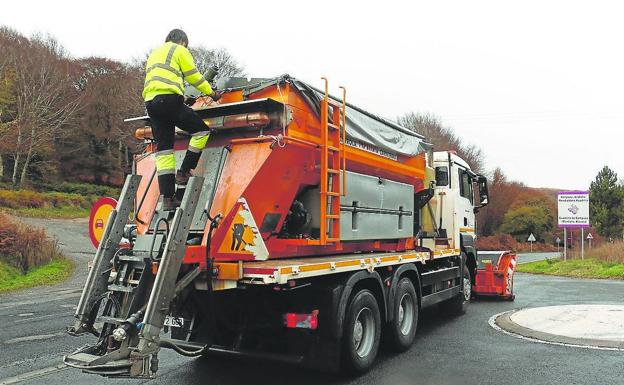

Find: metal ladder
[65,176,204,378]
[70,174,142,335]
[319,78,347,244]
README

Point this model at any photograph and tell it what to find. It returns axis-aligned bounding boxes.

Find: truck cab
[429,151,488,274]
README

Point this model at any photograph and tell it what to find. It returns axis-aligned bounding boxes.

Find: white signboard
[558,191,590,228]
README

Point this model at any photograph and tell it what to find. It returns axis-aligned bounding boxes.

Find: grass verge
[517,258,624,280]
[0,258,74,293]
[1,206,91,219]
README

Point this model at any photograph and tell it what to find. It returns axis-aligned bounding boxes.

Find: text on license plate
[164,316,184,328]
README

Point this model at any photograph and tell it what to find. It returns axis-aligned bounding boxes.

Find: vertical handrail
[319,77,329,244]
[339,86,346,197]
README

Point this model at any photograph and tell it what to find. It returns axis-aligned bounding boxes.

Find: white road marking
[4,332,66,345]
[0,364,69,385]
[17,313,34,317]
[13,312,72,324]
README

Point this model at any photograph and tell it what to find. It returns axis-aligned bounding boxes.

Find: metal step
[117,254,147,263]
[108,284,135,293]
[96,316,127,325]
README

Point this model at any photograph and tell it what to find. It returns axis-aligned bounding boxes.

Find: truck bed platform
[225,248,461,285]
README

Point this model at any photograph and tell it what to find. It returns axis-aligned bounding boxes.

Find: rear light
[284,310,319,330]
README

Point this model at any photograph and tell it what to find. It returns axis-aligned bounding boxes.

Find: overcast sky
[3,0,623,189]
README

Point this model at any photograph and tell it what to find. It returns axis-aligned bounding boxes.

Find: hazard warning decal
[216,198,269,260]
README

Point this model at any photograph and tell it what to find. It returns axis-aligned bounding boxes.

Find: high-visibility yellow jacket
[143,42,213,101]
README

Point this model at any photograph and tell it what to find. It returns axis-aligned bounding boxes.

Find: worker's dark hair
[165,29,188,46]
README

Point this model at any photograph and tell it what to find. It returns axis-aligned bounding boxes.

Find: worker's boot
[161,196,182,211]
[175,169,193,185]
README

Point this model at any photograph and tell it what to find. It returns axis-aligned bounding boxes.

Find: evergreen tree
[589,166,624,239]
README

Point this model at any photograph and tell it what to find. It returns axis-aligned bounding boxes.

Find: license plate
[164,316,184,328]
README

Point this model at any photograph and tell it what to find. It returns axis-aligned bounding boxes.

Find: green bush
[0,189,93,209]
[46,192,90,208]
[37,182,120,198]
[0,189,46,208]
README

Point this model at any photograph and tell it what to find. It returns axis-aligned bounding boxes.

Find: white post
[581,228,584,260]
[564,227,567,261]
[589,238,592,249]
[530,240,533,253]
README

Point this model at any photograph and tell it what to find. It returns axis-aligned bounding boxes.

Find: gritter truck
[64,75,489,378]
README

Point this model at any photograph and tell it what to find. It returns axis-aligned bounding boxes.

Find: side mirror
[474,175,489,212]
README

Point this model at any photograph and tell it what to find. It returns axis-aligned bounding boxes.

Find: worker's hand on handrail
[210,90,223,102]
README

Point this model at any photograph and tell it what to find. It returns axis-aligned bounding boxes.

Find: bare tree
[398,112,485,173]
[69,57,144,183]
[4,33,82,186]
[188,46,246,81]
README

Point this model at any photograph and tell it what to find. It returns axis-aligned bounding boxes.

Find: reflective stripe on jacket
[142,42,213,101]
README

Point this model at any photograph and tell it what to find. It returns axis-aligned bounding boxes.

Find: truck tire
[341,289,381,374]
[440,264,471,316]
[386,278,418,352]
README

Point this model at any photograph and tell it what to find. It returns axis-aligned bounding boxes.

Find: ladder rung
[96,316,127,325]
[117,255,146,263]
[324,191,341,197]
[326,145,340,152]
[327,122,340,130]
[326,214,340,219]
[327,99,343,108]
[327,168,340,174]
[108,284,134,293]
[326,237,340,242]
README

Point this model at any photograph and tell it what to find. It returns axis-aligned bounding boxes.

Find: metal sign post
[563,228,567,261]
[587,232,593,249]
[581,228,584,260]
[556,237,561,255]
[527,233,536,253]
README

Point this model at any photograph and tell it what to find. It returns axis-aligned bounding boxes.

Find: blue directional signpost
[558,191,590,260]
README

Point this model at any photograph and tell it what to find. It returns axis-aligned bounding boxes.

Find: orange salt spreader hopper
[129,75,431,266]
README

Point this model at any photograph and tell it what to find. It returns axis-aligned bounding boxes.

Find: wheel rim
[398,293,415,335]
[463,275,471,301]
[353,307,375,357]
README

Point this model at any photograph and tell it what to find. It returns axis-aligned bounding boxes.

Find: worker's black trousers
[145,94,209,198]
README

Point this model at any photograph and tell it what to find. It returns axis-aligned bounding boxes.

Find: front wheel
[341,289,381,374]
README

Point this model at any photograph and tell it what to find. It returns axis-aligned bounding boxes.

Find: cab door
[456,167,475,237]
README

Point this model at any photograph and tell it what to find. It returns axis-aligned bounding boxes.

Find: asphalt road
[516,251,561,264]
[0,222,621,385]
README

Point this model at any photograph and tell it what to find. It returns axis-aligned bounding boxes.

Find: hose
[159,340,208,357]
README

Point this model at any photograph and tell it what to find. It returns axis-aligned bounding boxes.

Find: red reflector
[284,310,319,330]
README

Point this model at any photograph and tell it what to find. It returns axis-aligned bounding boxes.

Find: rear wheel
[341,289,381,374]
[386,278,418,352]
[440,264,471,316]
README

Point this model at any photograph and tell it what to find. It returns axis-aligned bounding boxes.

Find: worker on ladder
[143,29,222,210]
